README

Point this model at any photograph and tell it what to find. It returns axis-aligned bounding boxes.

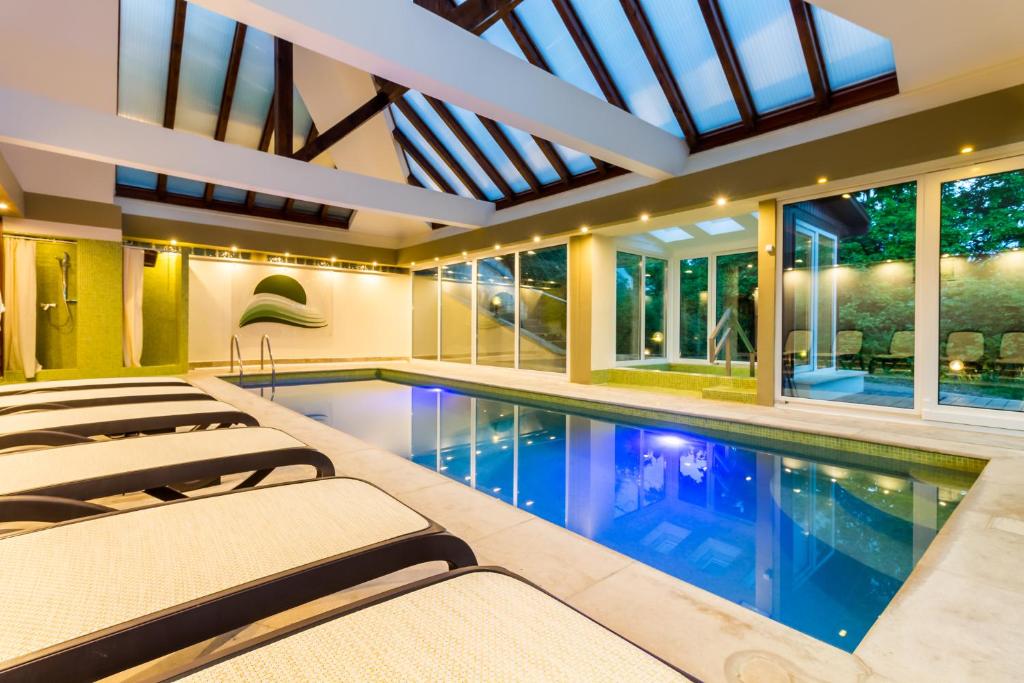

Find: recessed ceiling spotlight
[434,256,440,262]
[960,145,975,154]
[639,213,650,222]
[169,238,177,246]
[230,245,238,252]
[372,261,378,267]
[715,196,728,207]
[0,201,8,211]
[462,250,468,257]
[533,235,541,243]
[842,193,852,199]
[284,252,290,257]
[817,176,828,184]
[580,226,589,233]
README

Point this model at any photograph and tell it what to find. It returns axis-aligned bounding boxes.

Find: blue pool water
[258,378,976,651]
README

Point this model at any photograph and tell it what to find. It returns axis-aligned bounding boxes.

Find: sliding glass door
[615,252,666,362]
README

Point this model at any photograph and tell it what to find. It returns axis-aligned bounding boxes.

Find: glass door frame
[614,249,668,365]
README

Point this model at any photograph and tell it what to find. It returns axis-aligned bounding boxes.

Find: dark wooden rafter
[619,0,699,148]
[549,0,626,110]
[283,124,319,213]
[477,116,541,193]
[697,0,755,129]
[116,186,351,229]
[157,0,188,196]
[292,0,524,163]
[789,0,829,109]
[394,129,456,194]
[393,98,486,200]
[204,21,248,203]
[423,95,513,197]
[273,38,294,156]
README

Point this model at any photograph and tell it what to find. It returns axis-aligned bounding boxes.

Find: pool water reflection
[262,379,974,651]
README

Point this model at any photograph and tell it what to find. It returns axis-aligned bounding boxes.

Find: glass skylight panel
[567,0,682,137]
[443,104,530,194]
[212,185,247,203]
[480,21,529,62]
[391,105,473,198]
[695,217,745,235]
[224,28,274,148]
[495,123,559,185]
[404,91,504,200]
[514,0,605,101]
[290,200,321,215]
[326,206,354,221]
[553,143,596,174]
[118,0,174,124]
[253,193,286,210]
[717,0,814,113]
[638,0,741,132]
[165,176,206,198]
[405,153,442,193]
[175,4,234,136]
[811,6,896,90]
[291,90,314,154]
[116,167,159,190]
[650,227,694,243]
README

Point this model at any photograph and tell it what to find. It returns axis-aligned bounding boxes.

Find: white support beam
[190,0,689,180]
[0,86,494,227]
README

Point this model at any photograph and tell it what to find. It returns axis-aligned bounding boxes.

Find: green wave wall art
[239,275,327,328]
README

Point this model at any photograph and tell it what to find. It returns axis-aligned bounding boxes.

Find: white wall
[188,258,411,363]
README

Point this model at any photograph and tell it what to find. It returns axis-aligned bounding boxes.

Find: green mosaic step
[701,385,758,404]
[601,367,756,394]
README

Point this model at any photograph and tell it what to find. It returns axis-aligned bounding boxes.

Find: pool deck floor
[181,360,1024,683]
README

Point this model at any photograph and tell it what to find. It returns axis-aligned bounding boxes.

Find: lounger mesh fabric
[0,428,306,495]
[0,400,243,435]
[178,572,685,682]
[0,385,206,408]
[0,479,429,664]
[0,377,188,394]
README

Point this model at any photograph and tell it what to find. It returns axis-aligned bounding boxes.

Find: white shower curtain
[123,248,145,367]
[3,237,40,379]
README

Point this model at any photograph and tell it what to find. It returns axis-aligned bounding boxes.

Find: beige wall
[188,258,410,363]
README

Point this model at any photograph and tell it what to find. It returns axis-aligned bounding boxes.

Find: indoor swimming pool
[255,377,980,651]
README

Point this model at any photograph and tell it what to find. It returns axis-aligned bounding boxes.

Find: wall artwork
[239,274,328,329]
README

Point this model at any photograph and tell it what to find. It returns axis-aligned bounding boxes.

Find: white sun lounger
[0,478,475,681]
[149,568,693,683]
[0,400,258,450]
[0,385,212,414]
[0,376,191,397]
[0,428,335,522]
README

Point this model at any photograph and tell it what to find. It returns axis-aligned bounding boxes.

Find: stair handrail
[230,334,244,384]
[708,307,756,377]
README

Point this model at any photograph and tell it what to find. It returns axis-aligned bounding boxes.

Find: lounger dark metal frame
[0,478,477,683]
[0,407,259,450]
[0,390,214,416]
[144,566,701,683]
[0,378,190,398]
[0,445,336,523]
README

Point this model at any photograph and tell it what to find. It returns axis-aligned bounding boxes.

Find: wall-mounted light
[764,244,776,255]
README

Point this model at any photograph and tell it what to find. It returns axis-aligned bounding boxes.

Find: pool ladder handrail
[260,334,276,397]
[230,334,244,384]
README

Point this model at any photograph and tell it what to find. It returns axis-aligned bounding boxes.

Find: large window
[679,257,709,359]
[616,252,666,361]
[782,182,917,407]
[715,251,758,360]
[938,169,1024,412]
[412,268,438,360]
[520,245,568,372]
[440,262,472,363]
[477,254,515,367]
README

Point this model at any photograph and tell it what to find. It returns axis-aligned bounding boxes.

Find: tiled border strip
[228,368,986,481]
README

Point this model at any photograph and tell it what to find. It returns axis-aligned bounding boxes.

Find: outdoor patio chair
[140,567,695,683]
[0,384,212,415]
[869,330,915,373]
[0,400,259,450]
[0,428,334,523]
[835,330,864,369]
[995,332,1024,375]
[0,478,476,682]
[941,331,986,372]
[0,376,191,397]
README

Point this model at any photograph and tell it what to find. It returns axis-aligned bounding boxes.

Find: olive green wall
[141,250,187,368]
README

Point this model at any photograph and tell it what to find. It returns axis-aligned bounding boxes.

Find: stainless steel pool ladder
[230,334,244,384]
[260,334,277,397]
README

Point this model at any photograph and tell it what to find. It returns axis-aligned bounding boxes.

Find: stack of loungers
[0,376,695,682]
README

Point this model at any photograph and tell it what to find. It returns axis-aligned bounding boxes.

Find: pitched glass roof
[223,27,274,148]
[443,102,531,194]
[117,0,173,124]
[811,6,896,90]
[175,3,234,136]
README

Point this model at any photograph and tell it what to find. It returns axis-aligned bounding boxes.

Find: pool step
[598,368,757,404]
[700,384,758,404]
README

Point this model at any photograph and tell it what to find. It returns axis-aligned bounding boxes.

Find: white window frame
[614,250,668,366]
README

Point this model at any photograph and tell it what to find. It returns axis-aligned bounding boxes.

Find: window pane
[443,103,530,194]
[520,245,568,372]
[567,0,682,137]
[494,122,560,185]
[212,185,247,203]
[616,252,642,361]
[441,262,473,363]
[715,251,757,361]
[224,28,274,148]
[405,152,442,192]
[639,0,741,132]
[939,169,1024,412]
[165,176,206,198]
[812,6,895,90]
[175,5,234,136]
[477,254,516,367]
[412,268,439,360]
[680,257,709,358]
[118,0,174,125]
[716,0,814,113]
[391,105,473,198]
[781,182,917,408]
[514,0,606,101]
[116,166,159,190]
[644,258,667,358]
